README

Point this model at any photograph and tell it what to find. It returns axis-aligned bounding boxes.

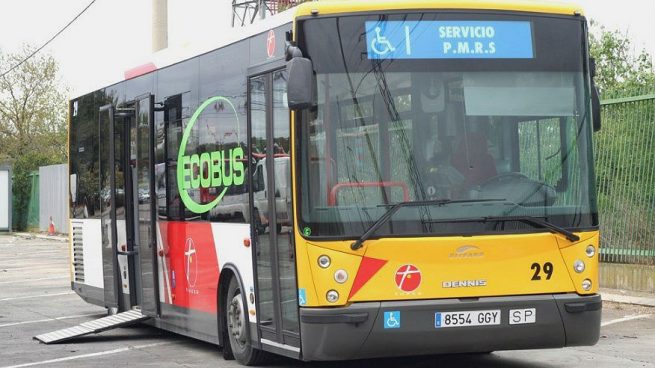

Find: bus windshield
[297,12,598,238]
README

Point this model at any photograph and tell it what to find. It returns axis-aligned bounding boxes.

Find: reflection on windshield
[299,69,597,237]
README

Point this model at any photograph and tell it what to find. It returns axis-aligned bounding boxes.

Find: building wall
[39,164,69,234]
[0,165,11,231]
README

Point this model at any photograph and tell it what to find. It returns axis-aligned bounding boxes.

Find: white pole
[152,0,168,52]
[259,0,266,20]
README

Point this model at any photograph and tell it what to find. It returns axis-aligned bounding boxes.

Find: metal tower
[232,0,306,27]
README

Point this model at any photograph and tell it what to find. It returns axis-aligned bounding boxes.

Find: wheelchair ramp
[34,309,149,344]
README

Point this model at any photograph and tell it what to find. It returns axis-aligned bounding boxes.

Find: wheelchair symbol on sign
[384,311,400,329]
[386,314,399,327]
[298,288,307,306]
[371,27,396,56]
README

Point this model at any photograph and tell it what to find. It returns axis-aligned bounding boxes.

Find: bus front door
[98,95,159,316]
[249,69,300,354]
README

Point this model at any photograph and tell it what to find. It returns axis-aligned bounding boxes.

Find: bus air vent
[71,223,84,283]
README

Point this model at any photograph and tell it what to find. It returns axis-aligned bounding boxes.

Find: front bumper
[299,293,601,361]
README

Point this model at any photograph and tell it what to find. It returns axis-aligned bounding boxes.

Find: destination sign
[365,20,534,59]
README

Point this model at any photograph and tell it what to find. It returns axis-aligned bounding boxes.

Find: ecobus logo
[177,96,244,214]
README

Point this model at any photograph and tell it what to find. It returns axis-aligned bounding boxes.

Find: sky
[0,0,653,97]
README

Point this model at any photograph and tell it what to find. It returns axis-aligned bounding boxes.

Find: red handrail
[328,181,410,206]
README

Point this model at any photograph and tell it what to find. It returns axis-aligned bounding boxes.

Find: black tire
[225,276,267,366]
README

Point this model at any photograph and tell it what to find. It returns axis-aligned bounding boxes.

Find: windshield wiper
[488,216,580,242]
[350,198,507,250]
[423,215,580,242]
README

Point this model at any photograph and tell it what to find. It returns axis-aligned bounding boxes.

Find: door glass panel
[99,107,117,307]
[114,116,127,245]
[272,70,298,334]
[127,111,139,307]
[251,75,275,329]
[114,113,133,308]
[137,97,158,315]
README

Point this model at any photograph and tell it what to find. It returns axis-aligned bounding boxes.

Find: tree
[0,46,68,159]
[0,46,69,230]
[588,21,655,97]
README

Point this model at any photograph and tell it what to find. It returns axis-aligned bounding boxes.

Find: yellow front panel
[295,231,598,307]
[558,232,599,294]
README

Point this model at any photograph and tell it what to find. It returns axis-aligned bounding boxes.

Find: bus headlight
[318,255,331,268]
[582,279,592,291]
[326,290,339,303]
[585,245,596,257]
[573,260,585,273]
[334,269,348,284]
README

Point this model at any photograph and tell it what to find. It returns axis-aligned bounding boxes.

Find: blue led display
[365,20,534,59]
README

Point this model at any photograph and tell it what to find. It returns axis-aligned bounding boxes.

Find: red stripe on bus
[160,221,219,313]
[124,62,157,80]
[348,256,387,300]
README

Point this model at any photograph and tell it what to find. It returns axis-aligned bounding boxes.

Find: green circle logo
[177,96,244,214]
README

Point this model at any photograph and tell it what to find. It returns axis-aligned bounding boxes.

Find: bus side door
[249,68,300,354]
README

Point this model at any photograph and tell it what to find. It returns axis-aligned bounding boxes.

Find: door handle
[117,250,138,256]
[117,244,138,256]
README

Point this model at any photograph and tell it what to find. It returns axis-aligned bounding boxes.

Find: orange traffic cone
[48,216,56,236]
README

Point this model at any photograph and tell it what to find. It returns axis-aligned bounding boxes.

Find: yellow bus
[55,0,601,365]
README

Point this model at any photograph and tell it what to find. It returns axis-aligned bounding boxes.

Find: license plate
[435,310,501,328]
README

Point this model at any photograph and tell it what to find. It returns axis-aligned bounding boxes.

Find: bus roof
[73,10,295,98]
[75,0,583,99]
[294,0,584,17]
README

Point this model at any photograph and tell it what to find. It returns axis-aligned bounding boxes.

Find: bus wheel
[226,277,266,365]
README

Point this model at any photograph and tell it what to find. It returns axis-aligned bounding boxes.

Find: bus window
[518,118,564,189]
[164,94,185,220]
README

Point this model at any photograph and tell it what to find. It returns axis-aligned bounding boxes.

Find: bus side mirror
[591,83,601,132]
[590,58,601,132]
[287,57,315,110]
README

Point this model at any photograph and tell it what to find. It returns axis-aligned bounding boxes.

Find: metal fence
[595,93,655,265]
[10,170,39,231]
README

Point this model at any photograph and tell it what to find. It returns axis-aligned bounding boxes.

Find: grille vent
[71,223,84,283]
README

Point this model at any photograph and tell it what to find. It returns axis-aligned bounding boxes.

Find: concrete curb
[12,232,69,242]
[602,292,655,308]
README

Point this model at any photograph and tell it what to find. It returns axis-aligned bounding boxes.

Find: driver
[451,119,497,187]
[424,140,465,200]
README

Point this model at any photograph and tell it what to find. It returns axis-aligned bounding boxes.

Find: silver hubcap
[228,292,246,346]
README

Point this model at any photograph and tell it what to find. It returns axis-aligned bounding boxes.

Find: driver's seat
[451,132,497,187]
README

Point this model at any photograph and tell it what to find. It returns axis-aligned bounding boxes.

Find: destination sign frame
[365,20,534,60]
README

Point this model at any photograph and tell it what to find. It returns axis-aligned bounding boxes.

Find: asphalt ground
[1,235,653,368]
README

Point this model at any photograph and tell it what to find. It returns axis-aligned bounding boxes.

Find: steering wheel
[477,172,557,206]
[479,172,530,188]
